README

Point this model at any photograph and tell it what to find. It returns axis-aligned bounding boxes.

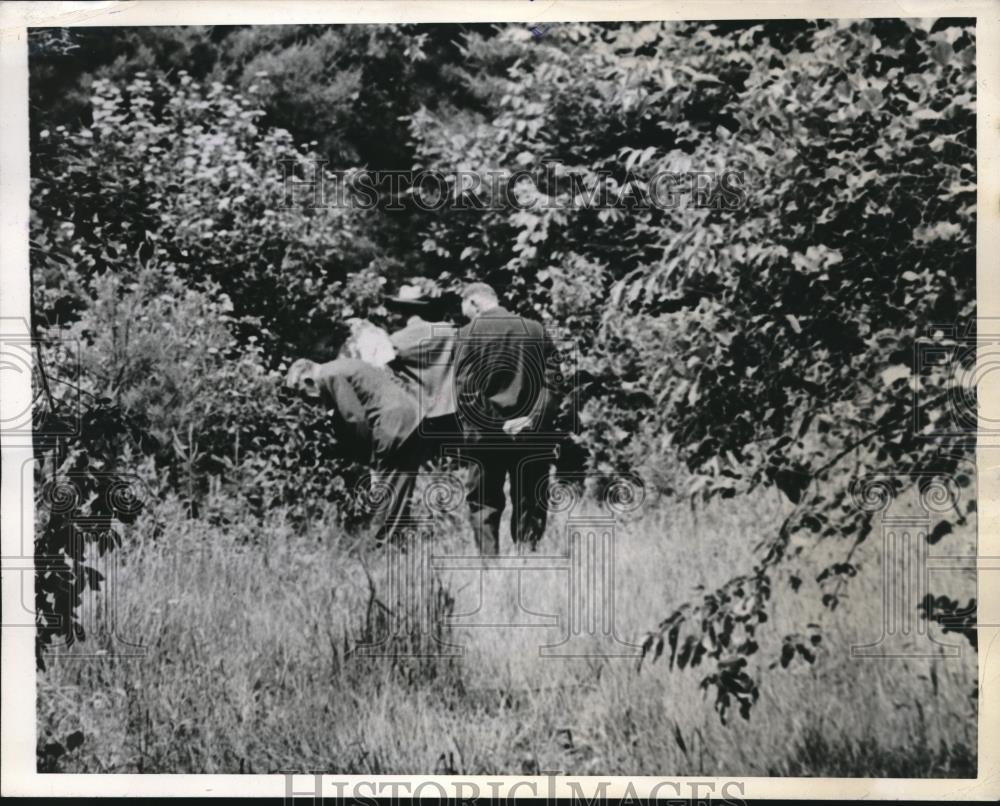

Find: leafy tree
[29,69,377,665]
[29,20,977,715]
[404,18,976,718]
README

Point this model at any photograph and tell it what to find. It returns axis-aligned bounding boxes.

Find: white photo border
[2,0,997,799]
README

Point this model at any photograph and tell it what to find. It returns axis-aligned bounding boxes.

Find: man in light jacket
[285,357,421,543]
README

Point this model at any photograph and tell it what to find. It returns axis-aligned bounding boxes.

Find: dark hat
[384,283,436,307]
[384,279,460,317]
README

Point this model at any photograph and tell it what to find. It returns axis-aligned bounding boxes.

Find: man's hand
[502,415,534,435]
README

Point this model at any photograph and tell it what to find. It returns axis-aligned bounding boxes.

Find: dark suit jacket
[454,306,558,432]
[314,358,419,462]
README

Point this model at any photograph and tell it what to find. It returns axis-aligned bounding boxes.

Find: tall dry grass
[37,481,977,775]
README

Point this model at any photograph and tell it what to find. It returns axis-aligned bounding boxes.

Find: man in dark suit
[285,357,421,543]
[453,282,559,554]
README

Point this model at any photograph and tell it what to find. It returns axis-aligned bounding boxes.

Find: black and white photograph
[0,0,995,798]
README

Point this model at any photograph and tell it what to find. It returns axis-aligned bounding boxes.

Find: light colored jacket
[312,358,418,461]
[390,317,458,421]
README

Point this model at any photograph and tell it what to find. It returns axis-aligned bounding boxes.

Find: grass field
[37,480,977,776]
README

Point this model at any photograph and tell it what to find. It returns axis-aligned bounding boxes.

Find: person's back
[455,303,555,432]
[287,355,423,544]
[312,358,419,459]
[452,283,560,554]
[391,316,459,422]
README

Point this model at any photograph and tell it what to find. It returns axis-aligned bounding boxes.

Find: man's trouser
[369,432,422,544]
[415,413,462,464]
[462,430,555,555]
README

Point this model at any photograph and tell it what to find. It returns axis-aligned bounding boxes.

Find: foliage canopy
[29,19,976,716]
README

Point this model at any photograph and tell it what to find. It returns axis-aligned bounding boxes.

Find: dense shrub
[29,69,378,661]
[30,20,977,714]
[403,18,976,718]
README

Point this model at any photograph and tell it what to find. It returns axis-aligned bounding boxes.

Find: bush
[404,18,977,717]
[30,21,977,715]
